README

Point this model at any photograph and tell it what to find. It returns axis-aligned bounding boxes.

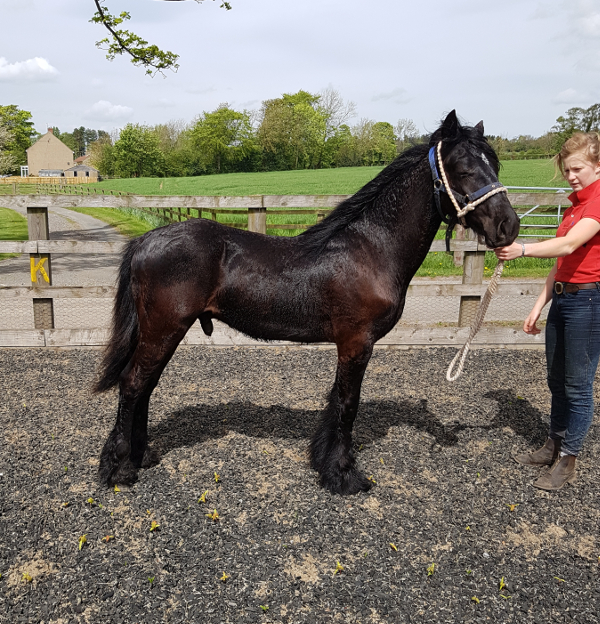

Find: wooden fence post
[453,224,465,266]
[27,206,54,330]
[458,229,485,327]
[248,196,266,234]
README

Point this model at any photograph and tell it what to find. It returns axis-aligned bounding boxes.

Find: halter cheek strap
[428,141,508,228]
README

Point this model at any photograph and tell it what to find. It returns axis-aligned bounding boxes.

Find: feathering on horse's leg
[309,340,374,495]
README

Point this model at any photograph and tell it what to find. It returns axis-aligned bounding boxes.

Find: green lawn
[88,159,569,197]
[0,207,27,260]
[1,159,568,277]
[500,159,567,189]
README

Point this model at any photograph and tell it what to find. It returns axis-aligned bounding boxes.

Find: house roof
[74,155,90,163]
[26,129,73,154]
[64,164,99,173]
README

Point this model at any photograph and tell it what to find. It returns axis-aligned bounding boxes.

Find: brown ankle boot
[514,437,561,466]
[533,454,576,491]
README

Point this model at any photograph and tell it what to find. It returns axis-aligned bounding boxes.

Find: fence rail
[0,176,98,185]
[0,184,132,197]
[0,190,568,347]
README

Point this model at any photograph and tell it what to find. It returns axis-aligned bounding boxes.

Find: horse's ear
[441,110,459,139]
[475,120,485,135]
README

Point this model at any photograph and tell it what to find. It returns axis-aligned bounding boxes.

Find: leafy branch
[90,0,231,76]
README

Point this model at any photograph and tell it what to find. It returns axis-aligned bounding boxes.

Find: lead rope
[446,260,504,381]
[433,141,509,382]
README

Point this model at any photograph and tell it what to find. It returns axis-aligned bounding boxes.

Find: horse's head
[430,110,520,249]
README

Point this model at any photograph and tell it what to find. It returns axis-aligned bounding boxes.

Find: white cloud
[0,57,59,81]
[84,100,134,122]
[552,88,585,104]
[371,88,411,104]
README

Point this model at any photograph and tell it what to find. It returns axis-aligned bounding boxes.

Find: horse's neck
[382,169,443,278]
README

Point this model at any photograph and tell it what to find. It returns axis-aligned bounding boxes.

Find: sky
[1,0,599,139]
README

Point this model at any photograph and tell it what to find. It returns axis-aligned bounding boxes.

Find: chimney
[48,127,53,134]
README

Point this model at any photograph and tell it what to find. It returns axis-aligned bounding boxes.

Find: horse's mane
[299,118,499,252]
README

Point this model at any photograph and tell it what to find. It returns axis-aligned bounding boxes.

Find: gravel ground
[1,346,599,624]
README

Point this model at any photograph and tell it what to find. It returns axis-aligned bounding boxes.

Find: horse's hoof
[141,447,160,469]
[103,458,138,487]
[320,467,372,496]
[99,446,138,486]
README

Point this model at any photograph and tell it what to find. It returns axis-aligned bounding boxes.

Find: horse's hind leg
[99,322,191,486]
[309,340,374,495]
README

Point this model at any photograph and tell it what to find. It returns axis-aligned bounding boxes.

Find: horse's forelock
[432,120,500,175]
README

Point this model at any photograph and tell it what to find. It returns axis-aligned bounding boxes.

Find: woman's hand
[523,307,542,335]
[493,242,522,261]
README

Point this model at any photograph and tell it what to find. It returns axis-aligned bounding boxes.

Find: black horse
[94,111,519,495]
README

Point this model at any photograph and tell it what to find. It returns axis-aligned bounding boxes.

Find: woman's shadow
[482,389,549,447]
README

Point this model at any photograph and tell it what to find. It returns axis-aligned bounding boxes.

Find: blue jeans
[546,286,600,455]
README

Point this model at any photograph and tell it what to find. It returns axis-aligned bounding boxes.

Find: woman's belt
[554,281,600,295]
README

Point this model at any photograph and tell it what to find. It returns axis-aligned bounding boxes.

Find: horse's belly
[214,294,329,343]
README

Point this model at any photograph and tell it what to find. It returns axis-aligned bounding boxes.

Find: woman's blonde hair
[554,132,600,178]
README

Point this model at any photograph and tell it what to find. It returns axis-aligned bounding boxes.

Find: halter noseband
[428,141,508,250]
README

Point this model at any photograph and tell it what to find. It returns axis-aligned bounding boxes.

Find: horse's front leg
[130,394,160,470]
[309,340,374,495]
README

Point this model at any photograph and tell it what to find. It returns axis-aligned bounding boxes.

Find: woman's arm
[523,262,557,335]
[495,217,600,261]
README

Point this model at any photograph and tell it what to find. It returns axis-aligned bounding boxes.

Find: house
[26,128,73,176]
[74,154,92,166]
[63,164,100,181]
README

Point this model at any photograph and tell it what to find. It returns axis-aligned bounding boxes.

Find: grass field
[0,207,27,260]
[89,159,569,197]
[1,160,566,277]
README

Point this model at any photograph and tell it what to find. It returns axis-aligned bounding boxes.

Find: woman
[494,132,600,491]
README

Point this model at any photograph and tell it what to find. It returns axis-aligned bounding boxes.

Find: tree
[552,103,600,150]
[315,87,356,168]
[89,132,116,176]
[152,120,195,177]
[190,105,256,174]
[258,91,327,170]
[370,122,397,165]
[53,127,102,156]
[113,124,165,177]
[333,119,397,167]
[0,124,18,174]
[91,0,231,75]
[0,105,37,171]
[394,118,420,153]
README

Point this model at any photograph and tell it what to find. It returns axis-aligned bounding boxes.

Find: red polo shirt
[555,178,600,283]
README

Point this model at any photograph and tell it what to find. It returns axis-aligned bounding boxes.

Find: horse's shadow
[148,390,550,458]
[149,398,473,458]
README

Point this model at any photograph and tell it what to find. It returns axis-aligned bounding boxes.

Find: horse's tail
[93,237,142,393]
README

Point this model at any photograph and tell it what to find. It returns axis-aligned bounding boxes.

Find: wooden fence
[0,176,97,185]
[0,191,570,348]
